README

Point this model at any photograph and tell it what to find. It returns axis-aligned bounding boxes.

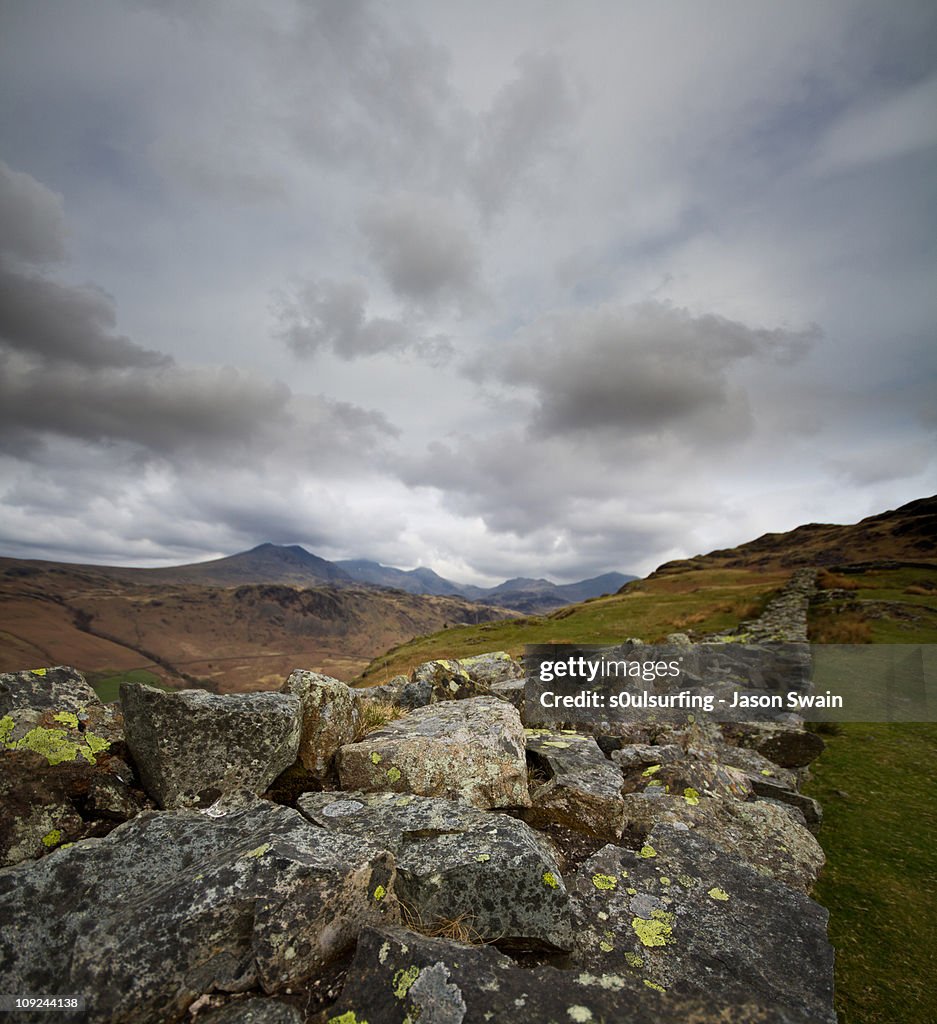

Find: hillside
[357,495,937,685]
[0,559,516,692]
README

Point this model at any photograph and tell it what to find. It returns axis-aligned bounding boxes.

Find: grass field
[86,667,169,703]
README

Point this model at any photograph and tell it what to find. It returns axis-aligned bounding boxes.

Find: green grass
[86,667,168,703]
[803,723,937,1022]
[356,567,785,684]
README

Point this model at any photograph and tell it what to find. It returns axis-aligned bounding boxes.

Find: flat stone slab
[336,696,530,809]
[620,790,825,892]
[524,728,625,841]
[568,824,835,1023]
[121,683,301,808]
[323,924,817,1024]
[299,791,572,950]
[0,796,397,1024]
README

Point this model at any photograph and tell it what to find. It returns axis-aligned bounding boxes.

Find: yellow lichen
[475,854,491,863]
[641,764,661,777]
[393,965,420,999]
[644,979,666,993]
[708,887,730,901]
[53,711,79,728]
[329,1013,368,1024]
[592,873,618,891]
[659,876,671,885]
[631,911,675,948]
[542,871,559,889]
[624,952,643,969]
[41,829,62,847]
[370,751,383,765]
[0,715,14,745]
[639,845,657,859]
[31,668,48,676]
[242,843,271,859]
[386,767,402,783]
[684,787,700,806]
[598,940,614,952]
[373,885,386,901]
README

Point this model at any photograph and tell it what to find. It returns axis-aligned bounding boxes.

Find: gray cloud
[360,193,480,308]
[0,159,66,266]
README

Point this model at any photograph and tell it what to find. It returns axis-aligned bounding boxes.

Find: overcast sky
[1,1,935,584]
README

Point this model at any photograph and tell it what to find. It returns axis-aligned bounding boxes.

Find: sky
[0,0,935,585]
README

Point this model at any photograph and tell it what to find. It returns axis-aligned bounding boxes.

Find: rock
[568,824,835,1022]
[749,776,823,831]
[621,759,753,803]
[400,658,489,708]
[523,729,625,841]
[336,696,530,810]
[298,791,572,950]
[699,742,800,791]
[281,670,361,781]
[324,924,817,1024]
[720,721,825,768]
[459,651,524,687]
[489,678,526,711]
[620,790,825,892]
[612,743,685,773]
[0,667,146,866]
[0,796,397,1024]
[199,997,303,1024]
[120,683,301,808]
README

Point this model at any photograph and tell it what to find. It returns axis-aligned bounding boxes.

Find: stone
[0,667,146,866]
[120,683,301,808]
[620,790,825,892]
[402,658,489,708]
[489,677,526,711]
[720,721,825,768]
[523,729,625,841]
[699,742,800,791]
[568,824,835,1022]
[612,743,685,773]
[459,651,524,687]
[281,670,361,781]
[620,758,753,803]
[199,997,303,1024]
[336,696,530,809]
[748,776,823,831]
[0,796,397,1024]
[299,790,572,950]
[323,925,817,1024]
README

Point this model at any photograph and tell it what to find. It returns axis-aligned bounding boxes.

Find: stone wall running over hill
[0,601,835,1023]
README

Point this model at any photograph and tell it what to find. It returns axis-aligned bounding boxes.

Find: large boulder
[0,795,397,1024]
[299,791,572,950]
[323,924,818,1024]
[120,684,301,808]
[336,696,530,809]
[568,824,835,1022]
[0,667,145,866]
[524,729,625,841]
[398,658,486,709]
[459,651,524,687]
[620,789,825,892]
[280,670,360,781]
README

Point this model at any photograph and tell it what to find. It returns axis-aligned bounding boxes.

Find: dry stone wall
[0,571,836,1023]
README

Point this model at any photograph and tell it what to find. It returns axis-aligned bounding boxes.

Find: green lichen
[624,952,643,969]
[684,787,700,806]
[1,718,110,765]
[41,829,62,847]
[643,979,666,993]
[329,1013,368,1024]
[370,751,383,764]
[598,940,614,952]
[592,873,618,891]
[626,887,637,895]
[542,871,559,889]
[242,843,271,859]
[53,711,79,728]
[641,764,661,777]
[31,668,48,676]
[659,876,671,885]
[639,845,657,859]
[631,910,675,948]
[619,869,629,878]
[542,741,571,748]
[84,734,110,756]
[708,887,730,901]
[677,873,696,887]
[393,965,420,999]
[386,767,402,783]
[0,715,14,746]
[373,885,386,901]
[760,768,773,776]
[475,854,491,863]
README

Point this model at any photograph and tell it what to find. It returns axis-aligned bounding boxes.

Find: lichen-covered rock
[0,667,145,866]
[621,758,753,803]
[0,796,397,1024]
[400,658,489,708]
[489,677,526,712]
[323,924,817,1024]
[748,775,823,831]
[700,742,800,791]
[336,696,530,809]
[720,720,825,768]
[611,743,685,773]
[459,651,524,687]
[281,670,360,781]
[523,729,625,841]
[121,683,301,808]
[298,791,572,950]
[568,825,835,1022]
[620,790,825,891]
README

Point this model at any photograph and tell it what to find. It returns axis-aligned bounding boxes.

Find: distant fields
[87,667,168,703]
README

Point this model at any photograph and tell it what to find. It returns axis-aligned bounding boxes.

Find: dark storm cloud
[359,193,480,308]
[476,303,819,441]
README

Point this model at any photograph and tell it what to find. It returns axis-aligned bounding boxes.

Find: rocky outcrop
[120,684,301,808]
[280,670,360,782]
[336,696,530,809]
[298,791,572,950]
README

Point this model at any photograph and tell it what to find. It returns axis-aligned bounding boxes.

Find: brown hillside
[650,495,936,577]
